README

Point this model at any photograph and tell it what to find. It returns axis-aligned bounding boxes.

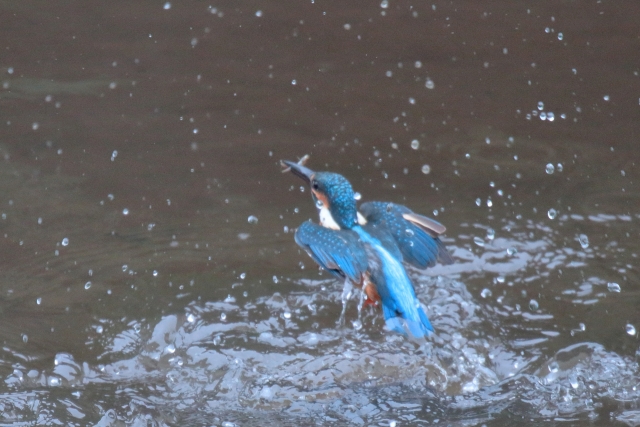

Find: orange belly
[361,273,380,306]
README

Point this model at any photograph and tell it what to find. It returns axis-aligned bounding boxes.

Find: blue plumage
[295,221,368,283]
[360,202,453,268]
[353,226,434,336]
[282,160,453,338]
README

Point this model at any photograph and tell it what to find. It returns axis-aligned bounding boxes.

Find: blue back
[353,226,434,337]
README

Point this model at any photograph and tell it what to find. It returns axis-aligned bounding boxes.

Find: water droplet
[607,282,621,292]
[352,319,363,330]
[410,139,420,150]
[166,343,176,353]
[163,2,171,9]
[408,97,416,105]
[480,288,492,298]
[569,373,579,389]
[386,203,393,212]
[537,101,544,110]
[547,208,557,219]
[548,361,559,373]
[529,299,539,310]
[61,238,69,246]
[153,270,158,277]
[425,78,435,89]
[315,199,324,209]
[220,312,227,321]
[32,122,39,131]
[272,275,279,283]
[578,234,589,249]
[291,79,297,85]
[421,164,431,174]
[473,236,485,247]
[626,324,636,336]
[22,334,28,343]
[380,0,388,8]
[557,163,563,172]
[84,281,92,290]
[603,95,610,102]
[110,150,118,161]
[389,421,397,427]
[240,272,246,280]
[486,198,493,207]
[255,10,263,17]
[557,32,563,40]
[247,215,258,224]
[496,276,505,283]
[486,228,495,240]
[187,313,196,323]
[353,192,362,200]
[405,229,415,237]
[475,198,481,207]
[283,311,292,319]
[36,297,42,305]
[122,264,128,272]
[96,325,103,334]
[545,163,555,174]
[48,376,60,387]
[213,335,222,345]
[122,208,129,215]
[506,247,517,256]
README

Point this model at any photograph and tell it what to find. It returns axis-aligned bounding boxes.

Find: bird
[282,158,453,338]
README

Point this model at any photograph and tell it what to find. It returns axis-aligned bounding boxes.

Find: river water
[0,1,639,426]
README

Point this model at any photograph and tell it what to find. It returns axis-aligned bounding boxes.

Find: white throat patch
[319,206,341,230]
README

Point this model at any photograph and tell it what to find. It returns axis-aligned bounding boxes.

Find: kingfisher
[282,158,453,338]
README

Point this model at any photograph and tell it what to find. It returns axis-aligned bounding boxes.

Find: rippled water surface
[1,1,639,426]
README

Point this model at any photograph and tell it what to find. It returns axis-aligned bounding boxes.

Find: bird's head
[283,160,358,230]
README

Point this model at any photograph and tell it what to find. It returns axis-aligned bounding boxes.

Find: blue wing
[359,201,453,268]
[294,221,369,283]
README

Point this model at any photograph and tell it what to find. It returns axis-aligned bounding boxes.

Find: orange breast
[361,272,380,306]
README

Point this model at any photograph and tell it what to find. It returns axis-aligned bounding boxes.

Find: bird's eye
[312,181,319,190]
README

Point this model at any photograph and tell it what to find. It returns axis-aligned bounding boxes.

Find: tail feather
[382,303,434,338]
[384,316,407,335]
[417,306,434,333]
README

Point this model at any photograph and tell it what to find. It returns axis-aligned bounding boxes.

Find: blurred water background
[0,1,639,426]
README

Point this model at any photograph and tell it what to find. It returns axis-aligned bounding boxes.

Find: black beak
[282,160,315,184]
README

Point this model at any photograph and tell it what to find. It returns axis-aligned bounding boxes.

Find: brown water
[0,1,639,426]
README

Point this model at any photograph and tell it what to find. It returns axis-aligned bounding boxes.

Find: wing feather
[294,221,368,283]
[359,201,453,268]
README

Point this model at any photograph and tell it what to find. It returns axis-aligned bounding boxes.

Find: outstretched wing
[359,201,454,268]
[294,220,369,283]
